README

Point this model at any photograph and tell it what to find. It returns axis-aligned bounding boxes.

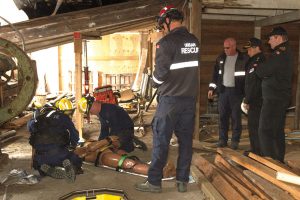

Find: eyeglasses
[224,47,230,49]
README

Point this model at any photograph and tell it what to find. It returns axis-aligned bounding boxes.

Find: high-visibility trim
[218,70,222,74]
[209,83,217,89]
[170,61,198,70]
[152,75,164,84]
[46,110,56,118]
[234,71,245,76]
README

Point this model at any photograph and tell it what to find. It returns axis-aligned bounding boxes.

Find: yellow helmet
[78,95,94,114]
[55,98,75,116]
[56,98,73,111]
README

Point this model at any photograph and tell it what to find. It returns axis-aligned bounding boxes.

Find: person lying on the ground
[27,99,82,183]
[78,95,147,152]
[74,136,176,178]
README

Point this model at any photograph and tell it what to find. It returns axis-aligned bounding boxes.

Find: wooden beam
[276,172,300,186]
[73,32,83,141]
[203,0,300,10]
[190,165,225,200]
[215,154,271,200]
[217,148,300,199]
[0,0,181,51]
[295,37,300,130]
[255,10,300,27]
[193,153,247,200]
[248,153,297,176]
[244,170,294,200]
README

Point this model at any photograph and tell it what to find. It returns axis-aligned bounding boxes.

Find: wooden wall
[199,20,300,114]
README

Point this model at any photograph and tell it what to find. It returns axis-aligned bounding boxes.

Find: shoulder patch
[279,46,286,51]
[276,51,280,55]
[156,44,160,49]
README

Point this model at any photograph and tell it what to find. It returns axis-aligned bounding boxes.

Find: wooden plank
[214,154,271,200]
[218,148,300,199]
[0,0,181,51]
[190,165,225,200]
[193,153,246,200]
[276,172,300,186]
[285,151,300,175]
[3,113,33,129]
[248,152,297,176]
[215,162,260,199]
[244,170,294,200]
[255,10,300,27]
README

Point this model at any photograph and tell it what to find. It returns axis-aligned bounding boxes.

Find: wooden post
[254,26,261,39]
[190,0,202,140]
[73,32,83,141]
[295,37,300,129]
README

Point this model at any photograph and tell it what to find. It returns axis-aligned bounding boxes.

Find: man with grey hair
[208,37,248,150]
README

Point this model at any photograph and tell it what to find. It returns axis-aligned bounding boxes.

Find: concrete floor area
[0,111,206,200]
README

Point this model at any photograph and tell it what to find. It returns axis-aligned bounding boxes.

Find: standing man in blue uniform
[135,5,200,193]
[208,38,248,149]
[256,27,293,163]
[242,38,265,155]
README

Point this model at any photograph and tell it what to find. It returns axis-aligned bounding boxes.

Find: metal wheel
[0,37,38,125]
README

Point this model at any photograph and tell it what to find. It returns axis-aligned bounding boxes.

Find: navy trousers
[218,88,243,143]
[258,98,289,162]
[148,96,196,186]
[248,103,262,155]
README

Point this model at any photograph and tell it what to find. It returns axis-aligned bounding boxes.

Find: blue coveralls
[28,111,82,173]
[148,26,200,186]
[98,103,134,153]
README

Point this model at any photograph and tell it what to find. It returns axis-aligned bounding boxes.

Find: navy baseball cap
[243,37,262,49]
[268,26,287,37]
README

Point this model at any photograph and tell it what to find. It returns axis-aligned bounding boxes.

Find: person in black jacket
[242,37,265,155]
[208,38,248,149]
[28,101,82,183]
[256,27,293,163]
[135,5,199,193]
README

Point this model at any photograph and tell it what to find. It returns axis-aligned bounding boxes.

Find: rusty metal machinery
[0,37,38,125]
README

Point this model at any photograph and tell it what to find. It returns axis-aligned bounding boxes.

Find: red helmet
[156,5,183,30]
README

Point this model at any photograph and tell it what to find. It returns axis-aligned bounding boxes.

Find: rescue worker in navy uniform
[78,96,147,153]
[208,38,248,149]
[135,5,200,193]
[256,27,293,163]
[28,99,82,182]
[242,38,265,155]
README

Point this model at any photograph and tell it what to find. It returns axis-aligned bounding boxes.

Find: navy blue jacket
[98,103,134,140]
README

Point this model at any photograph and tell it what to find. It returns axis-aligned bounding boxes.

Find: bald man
[208,38,248,149]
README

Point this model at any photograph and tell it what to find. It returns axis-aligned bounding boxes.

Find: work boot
[230,141,239,150]
[40,164,65,179]
[217,140,227,148]
[135,181,162,193]
[176,181,187,193]
[63,159,76,183]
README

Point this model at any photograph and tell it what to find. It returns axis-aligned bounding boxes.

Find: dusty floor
[1,109,300,200]
[0,110,206,200]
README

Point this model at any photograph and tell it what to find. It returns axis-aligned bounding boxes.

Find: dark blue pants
[148,96,196,186]
[258,98,289,162]
[34,146,82,172]
[248,103,262,155]
[218,88,243,143]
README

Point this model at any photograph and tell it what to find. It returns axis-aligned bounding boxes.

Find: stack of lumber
[191,148,300,200]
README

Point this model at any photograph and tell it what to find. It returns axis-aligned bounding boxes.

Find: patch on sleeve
[156,44,160,49]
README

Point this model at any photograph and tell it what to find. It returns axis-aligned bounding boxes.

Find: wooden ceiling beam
[0,0,181,51]
[255,10,300,27]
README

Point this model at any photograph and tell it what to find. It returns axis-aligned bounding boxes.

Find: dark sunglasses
[224,47,230,49]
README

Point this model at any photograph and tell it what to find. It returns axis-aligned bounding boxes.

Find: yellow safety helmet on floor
[78,95,94,114]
